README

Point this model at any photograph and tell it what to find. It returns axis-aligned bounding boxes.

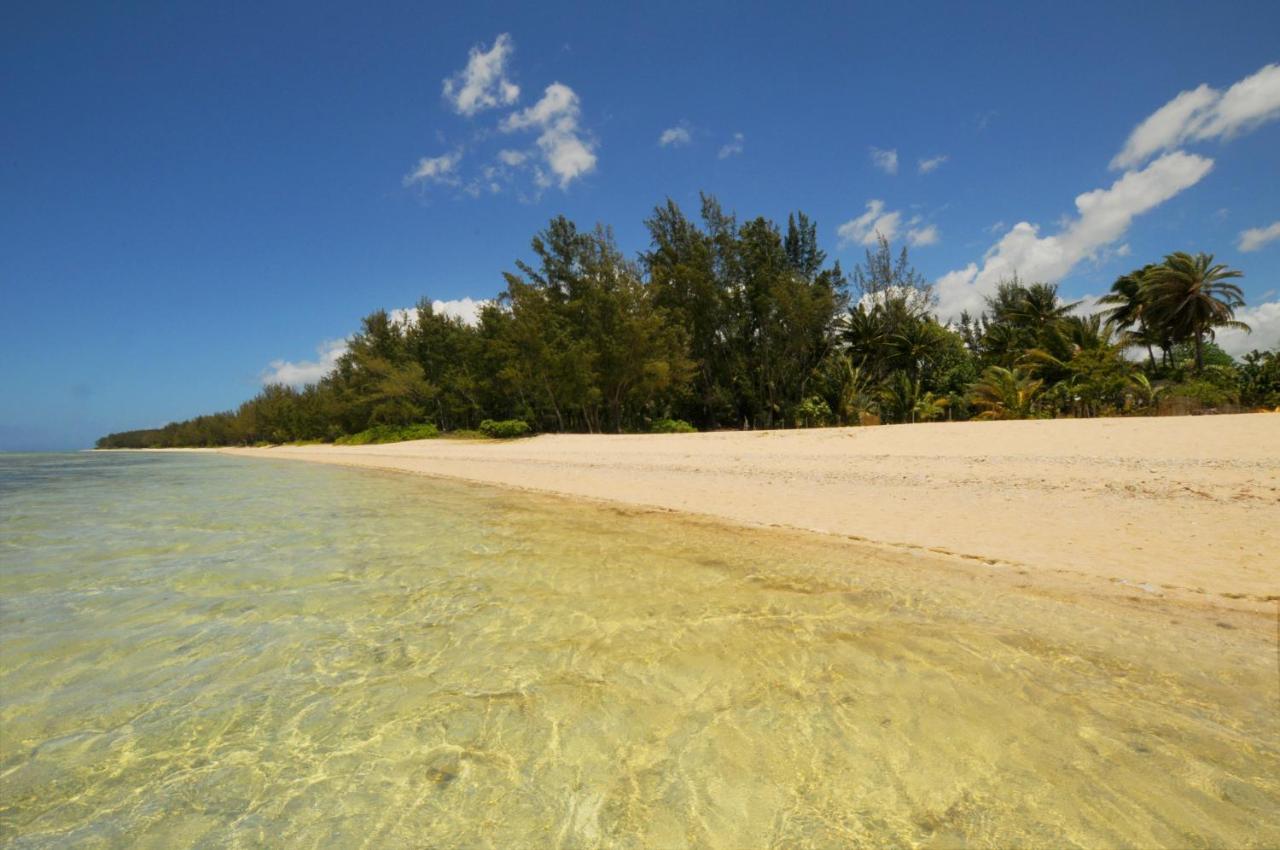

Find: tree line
[96,195,1278,449]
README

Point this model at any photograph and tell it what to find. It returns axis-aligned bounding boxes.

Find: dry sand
[223,414,1280,613]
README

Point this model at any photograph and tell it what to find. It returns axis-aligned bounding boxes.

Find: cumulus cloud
[501,83,596,188]
[659,125,691,147]
[261,299,489,387]
[1238,220,1280,252]
[497,149,527,166]
[1111,63,1280,169]
[718,132,744,159]
[262,338,348,387]
[403,150,462,186]
[838,200,901,247]
[442,33,520,116]
[1217,299,1280,357]
[838,201,939,248]
[870,147,898,175]
[388,298,489,330]
[935,151,1214,319]
[918,154,949,174]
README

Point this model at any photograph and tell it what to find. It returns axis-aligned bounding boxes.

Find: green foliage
[479,419,532,439]
[649,418,696,433]
[1140,252,1249,373]
[93,205,1264,450]
[969,366,1044,420]
[790,398,832,428]
[1160,380,1239,409]
[334,423,439,445]
[1239,349,1280,408]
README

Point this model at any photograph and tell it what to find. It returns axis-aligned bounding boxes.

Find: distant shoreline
[205,414,1279,615]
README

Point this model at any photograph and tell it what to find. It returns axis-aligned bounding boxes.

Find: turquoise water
[1,452,1277,848]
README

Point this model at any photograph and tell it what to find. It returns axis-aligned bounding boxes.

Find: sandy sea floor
[2,450,1278,847]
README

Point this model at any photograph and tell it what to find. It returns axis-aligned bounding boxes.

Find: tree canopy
[96,199,1274,449]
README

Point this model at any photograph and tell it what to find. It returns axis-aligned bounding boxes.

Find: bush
[335,423,439,445]
[479,419,532,439]
[1160,380,1239,410]
[649,418,696,434]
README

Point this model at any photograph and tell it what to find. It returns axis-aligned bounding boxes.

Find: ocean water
[1,452,1277,849]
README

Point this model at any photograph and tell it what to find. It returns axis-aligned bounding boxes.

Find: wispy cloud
[403,150,462,187]
[442,33,520,116]
[870,147,898,175]
[907,223,939,246]
[838,200,939,248]
[659,125,691,147]
[838,200,900,246]
[718,132,744,159]
[1238,220,1280,253]
[1111,63,1280,169]
[917,154,949,174]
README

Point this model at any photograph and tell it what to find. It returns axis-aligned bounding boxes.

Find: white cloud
[837,200,901,247]
[870,147,898,175]
[1217,300,1280,357]
[1111,63,1280,169]
[907,224,939,246]
[403,150,462,186]
[501,83,596,188]
[497,149,528,166]
[659,126,691,147]
[1238,220,1280,252]
[261,299,489,387]
[936,151,1214,319]
[390,298,489,329]
[262,338,348,387]
[718,132,744,159]
[431,297,488,325]
[442,33,520,117]
[918,154,948,174]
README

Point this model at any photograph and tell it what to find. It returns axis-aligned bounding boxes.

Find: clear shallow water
[1,452,1277,849]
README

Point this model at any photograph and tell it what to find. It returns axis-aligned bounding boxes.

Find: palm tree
[1007,282,1081,334]
[1142,252,1250,373]
[878,371,949,424]
[969,366,1044,420]
[1100,265,1161,368]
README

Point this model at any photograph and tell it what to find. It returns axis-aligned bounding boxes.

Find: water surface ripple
[1,452,1276,848]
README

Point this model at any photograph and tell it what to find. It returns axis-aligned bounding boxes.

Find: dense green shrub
[479,419,532,439]
[1160,380,1239,409]
[649,418,696,433]
[335,423,439,445]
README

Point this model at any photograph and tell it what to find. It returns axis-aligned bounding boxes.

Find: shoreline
[211,414,1279,616]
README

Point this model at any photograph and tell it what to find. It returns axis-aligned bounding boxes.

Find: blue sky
[3,1,1278,450]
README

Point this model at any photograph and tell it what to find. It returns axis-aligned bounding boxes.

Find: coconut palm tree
[1100,265,1162,368]
[1006,282,1081,339]
[1142,252,1250,373]
[969,366,1044,420]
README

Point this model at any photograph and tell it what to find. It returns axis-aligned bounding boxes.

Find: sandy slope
[224,414,1280,611]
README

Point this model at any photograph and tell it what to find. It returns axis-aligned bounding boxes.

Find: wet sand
[223,414,1280,614]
